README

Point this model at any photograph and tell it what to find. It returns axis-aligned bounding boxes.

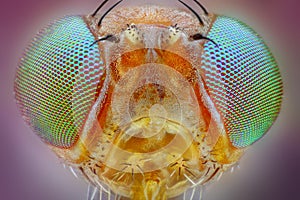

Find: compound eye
[201,16,283,148]
[14,16,105,148]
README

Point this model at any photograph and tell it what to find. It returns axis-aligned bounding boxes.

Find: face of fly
[14,0,283,199]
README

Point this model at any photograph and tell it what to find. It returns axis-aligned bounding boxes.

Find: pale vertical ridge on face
[200,16,283,148]
[14,16,105,148]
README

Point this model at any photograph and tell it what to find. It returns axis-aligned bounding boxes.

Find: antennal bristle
[91,0,109,17]
[178,0,204,25]
[98,0,123,27]
[193,0,208,15]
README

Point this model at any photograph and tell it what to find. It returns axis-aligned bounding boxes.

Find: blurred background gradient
[0,0,299,199]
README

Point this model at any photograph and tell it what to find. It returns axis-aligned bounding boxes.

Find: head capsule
[15,1,283,199]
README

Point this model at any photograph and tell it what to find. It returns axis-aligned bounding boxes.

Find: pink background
[0,0,299,199]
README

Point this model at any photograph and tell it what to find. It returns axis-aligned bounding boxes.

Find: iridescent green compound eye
[15,16,105,148]
[201,16,283,148]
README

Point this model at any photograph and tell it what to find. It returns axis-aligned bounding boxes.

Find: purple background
[0,0,299,199]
